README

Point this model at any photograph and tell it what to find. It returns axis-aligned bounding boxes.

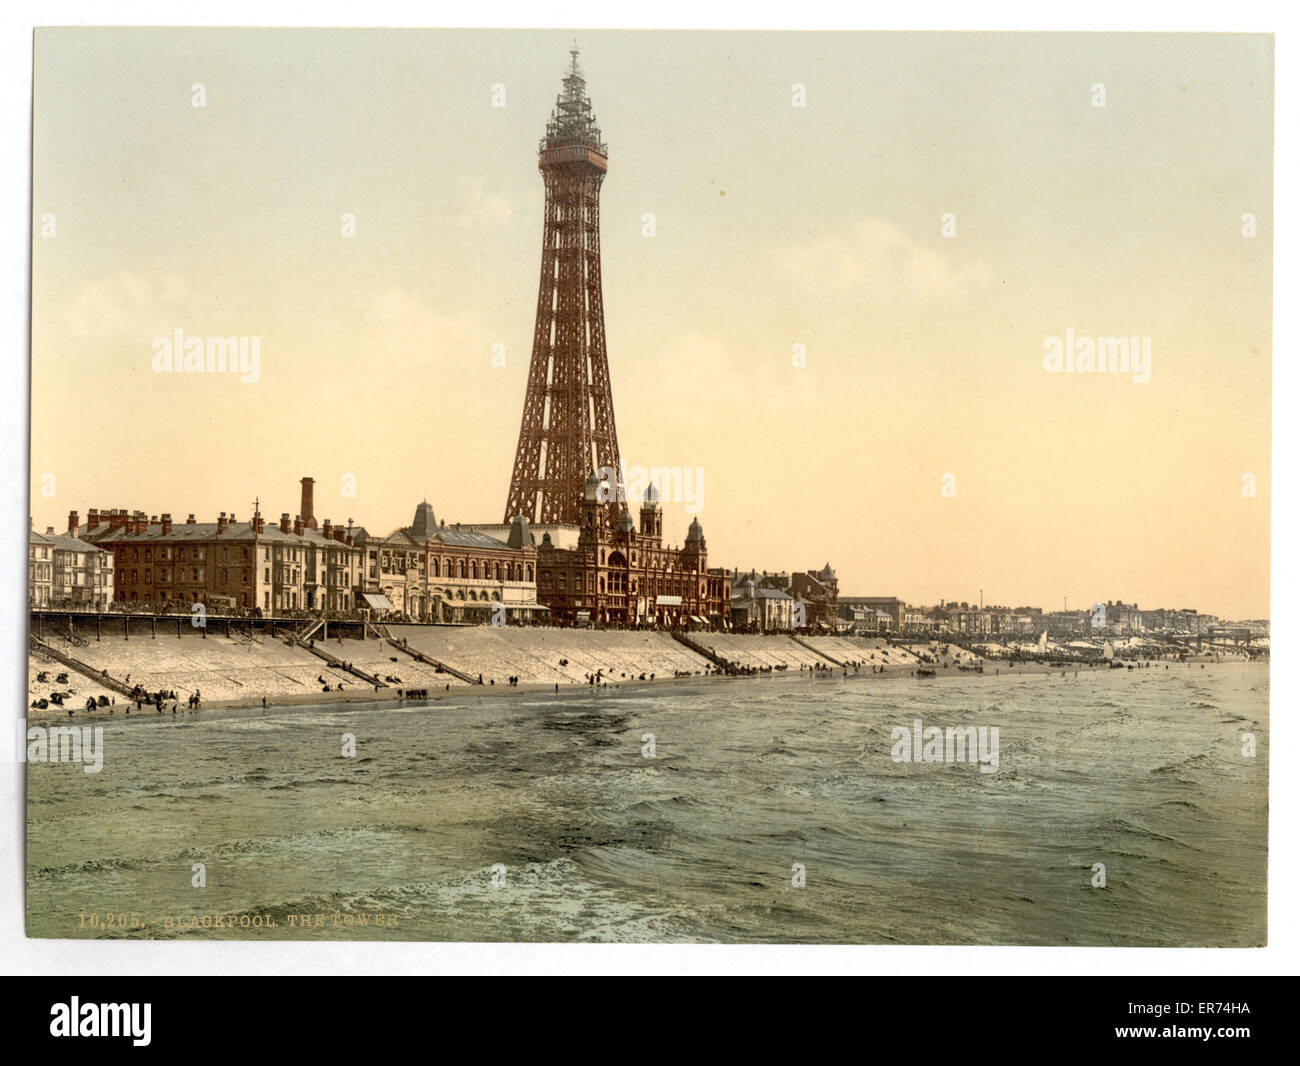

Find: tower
[639,481,662,539]
[504,47,622,525]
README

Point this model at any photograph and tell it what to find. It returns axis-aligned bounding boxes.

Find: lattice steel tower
[504,48,622,525]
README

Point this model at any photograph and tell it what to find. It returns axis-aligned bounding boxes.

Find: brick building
[75,476,364,614]
[536,476,731,627]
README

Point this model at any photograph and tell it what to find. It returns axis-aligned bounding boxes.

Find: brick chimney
[135,512,149,535]
[186,513,196,524]
[87,508,99,528]
[300,477,317,531]
[293,514,304,536]
[161,513,172,535]
[67,510,79,536]
[322,518,332,539]
[217,512,229,535]
[279,513,291,534]
[252,510,265,534]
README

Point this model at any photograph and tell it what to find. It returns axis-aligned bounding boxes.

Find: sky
[30,29,1273,618]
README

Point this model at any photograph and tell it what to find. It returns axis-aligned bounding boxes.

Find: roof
[79,520,351,548]
[733,586,793,600]
[431,529,510,550]
[40,531,109,552]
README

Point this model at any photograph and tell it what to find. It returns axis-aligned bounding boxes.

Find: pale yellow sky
[30,29,1273,618]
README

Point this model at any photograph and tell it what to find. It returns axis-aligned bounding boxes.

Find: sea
[26,662,1268,945]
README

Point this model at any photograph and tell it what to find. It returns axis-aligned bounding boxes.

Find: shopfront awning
[361,592,394,610]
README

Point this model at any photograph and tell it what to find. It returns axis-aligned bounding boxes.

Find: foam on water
[26,664,1268,944]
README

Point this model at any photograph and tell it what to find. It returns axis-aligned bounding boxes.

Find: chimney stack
[67,510,79,536]
[293,515,304,536]
[87,508,99,528]
[217,511,229,535]
[279,513,291,534]
[161,513,173,535]
[135,513,149,535]
[300,477,317,531]
[187,514,196,524]
[322,518,332,539]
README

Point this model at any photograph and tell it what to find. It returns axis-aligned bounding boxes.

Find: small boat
[916,668,936,678]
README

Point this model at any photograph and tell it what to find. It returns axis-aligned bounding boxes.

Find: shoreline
[25,655,1264,726]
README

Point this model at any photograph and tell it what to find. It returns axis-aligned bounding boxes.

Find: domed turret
[639,481,663,537]
[617,511,635,533]
[686,517,704,543]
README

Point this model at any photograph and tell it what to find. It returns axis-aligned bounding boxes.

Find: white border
[1,1,1293,977]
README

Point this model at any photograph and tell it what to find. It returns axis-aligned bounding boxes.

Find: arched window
[458,560,467,579]
[526,565,533,582]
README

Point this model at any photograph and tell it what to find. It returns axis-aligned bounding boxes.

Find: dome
[617,512,635,533]
[686,517,704,542]
[818,561,837,581]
